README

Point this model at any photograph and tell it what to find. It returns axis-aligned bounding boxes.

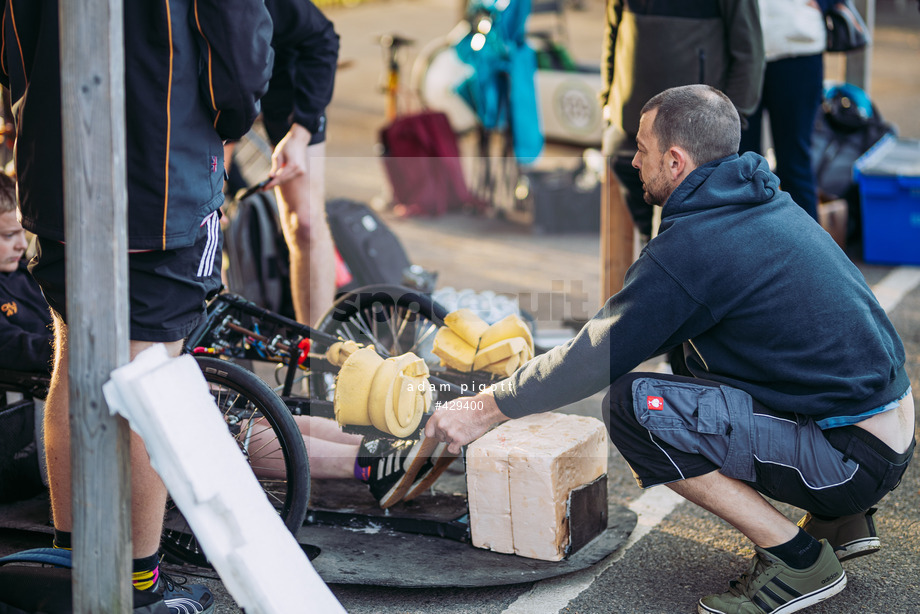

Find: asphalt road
[2,0,918,612]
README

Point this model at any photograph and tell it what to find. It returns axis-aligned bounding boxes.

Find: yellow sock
[132,553,160,591]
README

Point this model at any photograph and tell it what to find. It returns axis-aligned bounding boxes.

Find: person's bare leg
[276,142,336,326]
[666,470,799,548]
[43,315,72,534]
[126,339,182,557]
[298,415,363,445]
[244,419,359,480]
[44,318,179,558]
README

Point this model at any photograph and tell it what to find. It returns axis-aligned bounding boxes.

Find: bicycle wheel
[160,356,310,567]
[310,284,448,402]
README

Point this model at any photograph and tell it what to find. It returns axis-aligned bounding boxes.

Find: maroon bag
[379,111,475,216]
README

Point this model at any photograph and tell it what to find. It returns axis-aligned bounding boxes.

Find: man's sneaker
[149,572,215,614]
[798,508,880,561]
[359,437,431,508]
[698,539,846,614]
[402,438,460,502]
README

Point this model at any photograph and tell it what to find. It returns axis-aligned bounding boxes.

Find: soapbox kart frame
[0,284,496,569]
[165,284,501,566]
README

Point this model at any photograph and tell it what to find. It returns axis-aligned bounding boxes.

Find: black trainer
[149,571,215,614]
[359,437,431,508]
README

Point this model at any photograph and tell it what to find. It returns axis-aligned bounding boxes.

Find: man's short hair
[0,173,16,215]
[640,85,741,165]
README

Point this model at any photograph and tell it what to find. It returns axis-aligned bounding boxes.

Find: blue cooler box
[853,135,920,266]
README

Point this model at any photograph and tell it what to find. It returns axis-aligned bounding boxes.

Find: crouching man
[426,84,914,614]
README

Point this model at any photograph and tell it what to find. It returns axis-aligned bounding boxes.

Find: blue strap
[0,548,73,568]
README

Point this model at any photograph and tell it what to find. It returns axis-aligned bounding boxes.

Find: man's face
[0,210,28,273]
[632,110,672,206]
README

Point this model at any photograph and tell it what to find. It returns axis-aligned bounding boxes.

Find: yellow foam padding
[479,314,534,356]
[432,328,476,372]
[483,353,521,377]
[325,340,362,367]
[367,353,431,438]
[333,346,385,426]
[444,308,490,347]
[472,337,527,371]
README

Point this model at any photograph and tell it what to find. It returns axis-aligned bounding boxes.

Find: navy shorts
[30,211,222,343]
[604,372,914,517]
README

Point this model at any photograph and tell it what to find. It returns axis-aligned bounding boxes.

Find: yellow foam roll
[432,328,476,372]
[444,308,490,347]
[367,353,430,438]
[479,313,534,355]
[325,340,362,367]
[483,353,522,377]
[472,337,527,372]
[333,346,384,426]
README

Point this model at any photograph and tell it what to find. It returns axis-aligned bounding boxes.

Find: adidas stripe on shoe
[698,539,846,614]
[359,437,427,508]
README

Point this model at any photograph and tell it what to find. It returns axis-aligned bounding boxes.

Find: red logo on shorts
[647,396,664,411]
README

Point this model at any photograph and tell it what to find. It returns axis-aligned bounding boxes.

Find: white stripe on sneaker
[164,596,203,613]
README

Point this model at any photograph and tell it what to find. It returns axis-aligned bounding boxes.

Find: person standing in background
[740,0,832,221]
[599,0,765,243]
[261,0,340,326]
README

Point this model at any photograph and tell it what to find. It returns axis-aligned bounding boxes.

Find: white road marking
[500,487,684,614]
[871,266,920,313]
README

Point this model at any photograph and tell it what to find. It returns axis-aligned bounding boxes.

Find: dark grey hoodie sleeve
[493,256,713,418]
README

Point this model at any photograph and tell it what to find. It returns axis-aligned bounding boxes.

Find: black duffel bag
[811,83,896,242]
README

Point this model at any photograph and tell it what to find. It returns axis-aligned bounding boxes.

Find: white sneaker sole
[835,537,881,561]
[377,435,439,508]
[402,442,460,501]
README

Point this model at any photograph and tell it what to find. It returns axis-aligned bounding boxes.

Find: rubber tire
[310,284,448,401]
[159,356,309,567]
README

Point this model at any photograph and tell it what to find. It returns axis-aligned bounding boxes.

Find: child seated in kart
[0,171,52,503]
[0,172,53,374]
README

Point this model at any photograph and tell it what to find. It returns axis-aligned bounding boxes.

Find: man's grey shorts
[604,372,914,517]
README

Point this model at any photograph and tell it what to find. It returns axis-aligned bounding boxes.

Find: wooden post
[844,0,876,91]
[58,0,133,611]
[600,158,634,304]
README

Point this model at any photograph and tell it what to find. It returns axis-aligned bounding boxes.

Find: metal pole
[58,0,132,610]
[845,0,875,91]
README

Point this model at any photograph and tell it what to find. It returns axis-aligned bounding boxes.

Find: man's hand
[425,391,510,454]
[265,123,312,190]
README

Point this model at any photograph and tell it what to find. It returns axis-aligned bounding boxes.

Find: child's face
[0,210,28,273]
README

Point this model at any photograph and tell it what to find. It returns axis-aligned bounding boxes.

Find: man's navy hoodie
[494,153,909,425]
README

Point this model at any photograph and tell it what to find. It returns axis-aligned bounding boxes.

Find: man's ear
[666,146,690,181]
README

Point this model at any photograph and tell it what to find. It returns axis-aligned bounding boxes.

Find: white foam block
[466,437,514,554]
[466,412,608,561]
[103,345,345,614]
